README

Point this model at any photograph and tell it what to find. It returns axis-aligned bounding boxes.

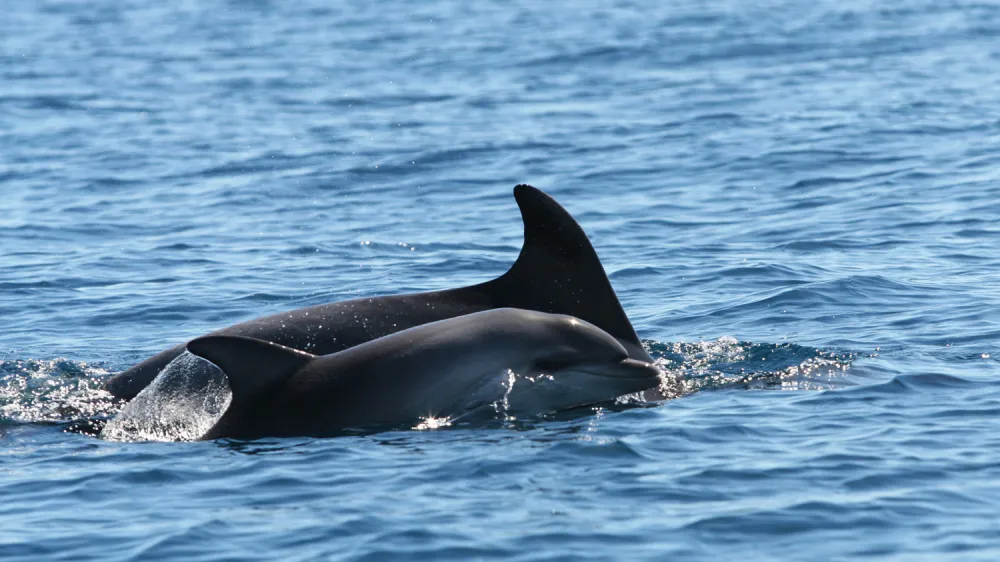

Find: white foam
[101,352,232,442]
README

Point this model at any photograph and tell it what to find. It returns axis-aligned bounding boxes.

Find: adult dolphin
[178,309,660,439]
[105,184,651,400]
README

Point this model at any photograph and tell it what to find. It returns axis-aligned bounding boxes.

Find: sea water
[2,0,1000,559]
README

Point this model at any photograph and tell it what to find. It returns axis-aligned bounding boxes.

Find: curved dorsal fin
[187,336,313,410]
[488,184,643,351]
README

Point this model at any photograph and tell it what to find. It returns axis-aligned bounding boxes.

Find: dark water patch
[713,262,818,281]
[321,93,455,109]
[954,228,1000,239]
[152,242,206,251]
[196,153,308,179]
[680,275,931,324]
[233,292,296,303]
[774,237,910,251]
[519,44,649,69]
[816,373,982,402]
[608,266,667,279]
[782,176,857,190]
[687,502,894,536]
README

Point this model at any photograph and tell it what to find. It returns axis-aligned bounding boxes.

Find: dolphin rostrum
[105,184,651,400]
[178,308,660,439]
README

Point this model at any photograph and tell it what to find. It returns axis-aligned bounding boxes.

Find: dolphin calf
[177,308,660,439]
[105,184,651,400]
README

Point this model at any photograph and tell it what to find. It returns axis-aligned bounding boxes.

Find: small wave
[817,372,980,400]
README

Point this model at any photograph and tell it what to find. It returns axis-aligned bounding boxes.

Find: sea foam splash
[0,358,119,424]
[647,337,856,394]
[100,352,232,442]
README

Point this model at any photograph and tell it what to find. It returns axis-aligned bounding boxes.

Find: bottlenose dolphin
[105,184,651,400]
[181,308,660,439]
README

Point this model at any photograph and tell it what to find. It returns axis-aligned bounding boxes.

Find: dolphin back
[483,185,643,351]
[105,184,648,400]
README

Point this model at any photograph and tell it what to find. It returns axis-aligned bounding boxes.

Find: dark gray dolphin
[183,308,660,439]
[105,184,651,400]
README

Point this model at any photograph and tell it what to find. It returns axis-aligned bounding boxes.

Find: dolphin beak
[573,358,660,379]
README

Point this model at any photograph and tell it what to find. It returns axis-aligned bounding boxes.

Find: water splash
[645,337,855,395]
[413,416,453,430]
[0,358,119,424]
[100,353,231,442]
[489,368,519,420]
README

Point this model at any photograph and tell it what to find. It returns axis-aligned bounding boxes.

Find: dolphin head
[490,311,661,416]
[528,312,650,374]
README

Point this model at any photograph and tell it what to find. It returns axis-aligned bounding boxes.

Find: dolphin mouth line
[571,359,660,379]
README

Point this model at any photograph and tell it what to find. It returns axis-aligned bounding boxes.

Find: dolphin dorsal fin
[186,336,314,409]
[490,184,643,349]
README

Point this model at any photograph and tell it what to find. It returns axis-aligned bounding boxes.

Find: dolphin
[179,308,660,439]
[105,184,651,400]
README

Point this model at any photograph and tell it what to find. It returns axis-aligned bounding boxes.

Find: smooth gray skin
[106,184,653,400]
[185,308,661,440]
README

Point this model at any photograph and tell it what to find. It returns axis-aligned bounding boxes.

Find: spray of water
[100,353,232,442]
[0,358,119,424]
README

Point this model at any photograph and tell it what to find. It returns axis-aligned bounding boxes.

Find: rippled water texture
[2,0,1000,559]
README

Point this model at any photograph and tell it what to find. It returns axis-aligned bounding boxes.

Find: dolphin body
[105,184,652,401]
[182,308,660,439]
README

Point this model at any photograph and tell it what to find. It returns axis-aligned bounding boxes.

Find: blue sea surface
[3,0,1000,559]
